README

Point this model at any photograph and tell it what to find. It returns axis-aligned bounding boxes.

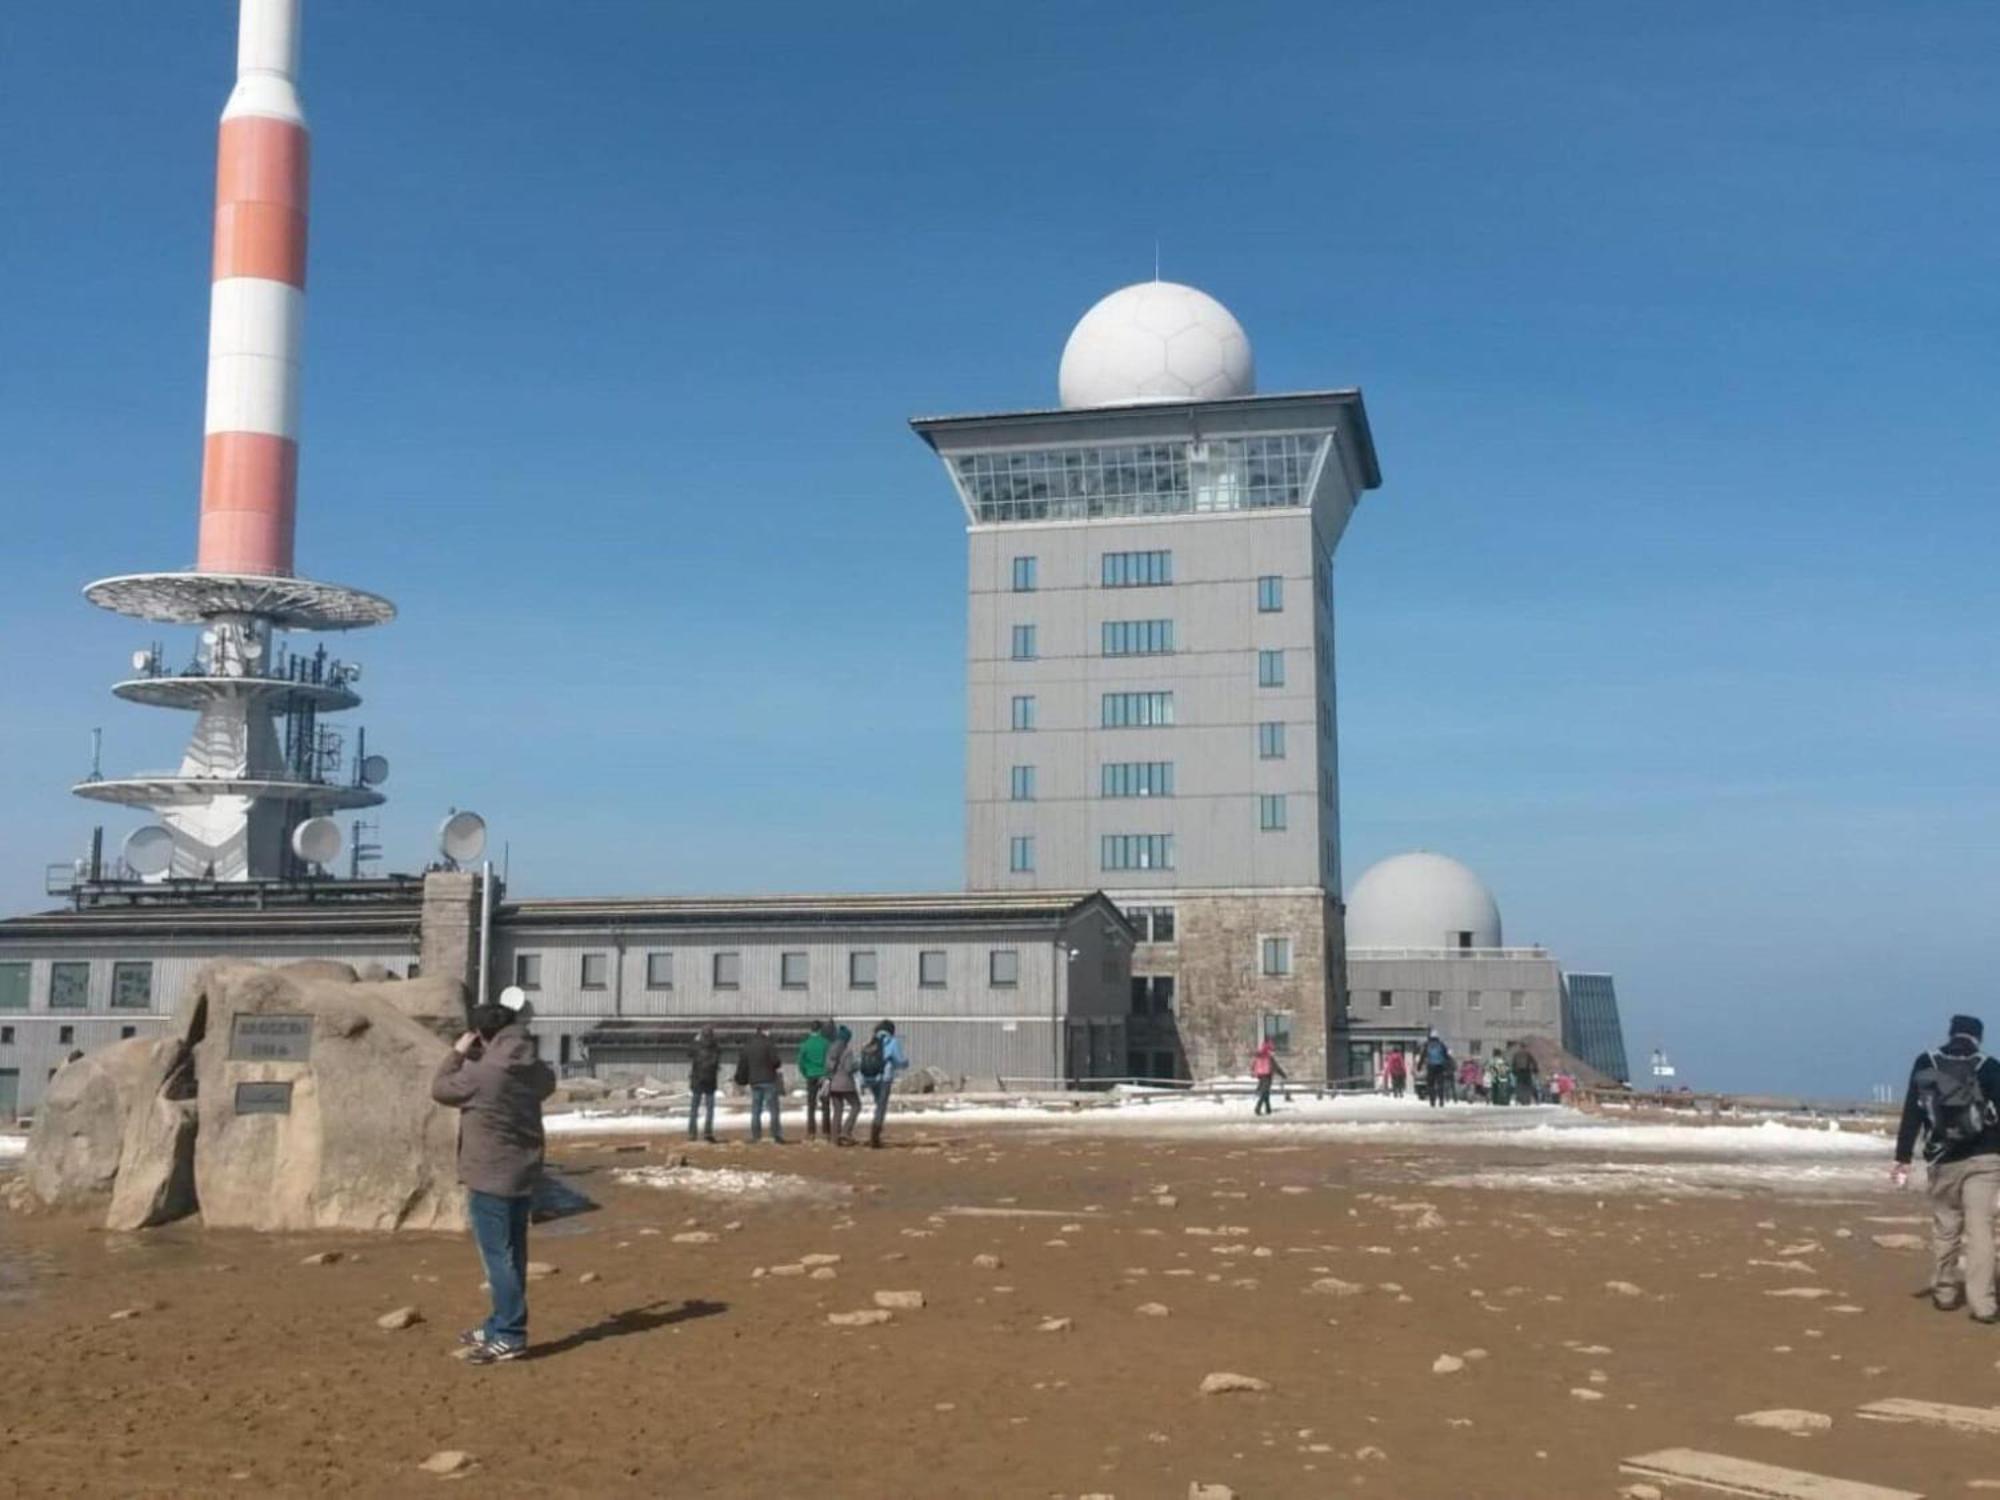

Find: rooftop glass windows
[955,435,1327,525]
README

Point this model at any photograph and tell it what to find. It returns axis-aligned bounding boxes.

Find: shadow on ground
[531,1298,727,1359]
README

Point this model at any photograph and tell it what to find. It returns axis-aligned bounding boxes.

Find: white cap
[498,985,529,1013]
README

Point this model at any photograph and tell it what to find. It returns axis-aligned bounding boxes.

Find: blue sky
[1,2,1994,1097]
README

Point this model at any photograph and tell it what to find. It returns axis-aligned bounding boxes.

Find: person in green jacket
[798,1020,833,1143]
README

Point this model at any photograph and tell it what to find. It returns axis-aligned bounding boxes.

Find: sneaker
[703,1135,718,1144]
[457,1328,487,1348]
[465,1339,526,1365]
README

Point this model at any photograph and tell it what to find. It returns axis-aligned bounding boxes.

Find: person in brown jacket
[432,1002,557,1364]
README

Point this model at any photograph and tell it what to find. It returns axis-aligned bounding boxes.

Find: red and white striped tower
[200,0,310,577]
[77,0,393,883]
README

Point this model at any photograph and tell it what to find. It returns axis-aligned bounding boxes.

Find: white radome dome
[1346,852,1503,951]
[1057,280,1256,409]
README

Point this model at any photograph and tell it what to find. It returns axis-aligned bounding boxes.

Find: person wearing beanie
[1893,1013,2000,1319]
[432,1000,557,1363]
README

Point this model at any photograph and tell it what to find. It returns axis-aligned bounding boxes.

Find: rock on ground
[973,1253,1003,1270]
[873,1290,925,1310]
[1199,1372,1270,1395]
[1189,1486,1237,1500]
[1038,1317,1073,1333]
[1432,1354,1466,1374]
[22,1037,171,1209]
[377,1307,424,1330]
[1135,1302,1171,1317]
[1735,1408,1833,1436]
[418,1450,475,1476]
[1308,1277,1365,1297]
[828,1309,893,1328]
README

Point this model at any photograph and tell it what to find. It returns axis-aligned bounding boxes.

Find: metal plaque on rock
[234,1081,293,1115]
[228,1013,314,1062]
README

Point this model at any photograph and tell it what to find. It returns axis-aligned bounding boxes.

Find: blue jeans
[468,1189,532,1348]
[688,1086,716,1140]
[868,1078,892,1144]
[750,1082,785,1142]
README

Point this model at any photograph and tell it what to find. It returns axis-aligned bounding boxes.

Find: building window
[1260,936,1293,977]
[989,949,1020,987]
[1258,794,1287,831]
[1258,721,1285,759]
[1510,990,1526,1012]
[1101,834,1174,872]
[714,952,742,990]
[48,962,90,1010]
[119,1025,137,1040]
[1124,905,1175,943]
[580,953,610,990]
[0,962,28,1011]
[108,961,153,1010]
[848,950,878,989]
[1100,691,1173,728]
[1009,836,1035,873]
[1258,649,1285,687]
[1012,555,1038,592]
[513,953,542,991]
[1,1026,14,1045]
[919,950,947,988]
[1010,764,1036,801]
[1011,695,1036,731]
[558,1035,574,1067]
[1467,989,1482,1010]
[1378,989,1394,1009]
[1101,619,1174,656]
[781,951,810,989]
[1257,575,1283,612]
[1261,1013,1294,1052]
[1011,624,1037,660]
[58,1025,75,1046]
[1101,550,1172,588]
[645,951,674,989]
[1427,990,1443,1010]
[1129,974,1175,1016]
[1100,761,1173,798]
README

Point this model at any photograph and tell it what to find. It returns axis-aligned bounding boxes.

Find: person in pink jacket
[1252,1038,1287,1116]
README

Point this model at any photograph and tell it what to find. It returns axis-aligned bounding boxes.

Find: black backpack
[1917,1051,1995,1152]
[858,1035,886,1080]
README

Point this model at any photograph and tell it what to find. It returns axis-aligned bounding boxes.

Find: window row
[1122,905,1176,943]
[0,959,154,1012]
[1372,988,1530,1012]
[513,947,1025,992]
[1101,549,1172,587]
[1101,691,1174,728]
[955,435,1324,524]
[1101,760,1174,798]
[1101,834,1174,871]
[1101,618,1174,656]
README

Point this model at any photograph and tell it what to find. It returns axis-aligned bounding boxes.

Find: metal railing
[1346,946,1551,960]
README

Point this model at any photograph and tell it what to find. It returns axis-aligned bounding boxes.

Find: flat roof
[910,388,1382,491]
[502,889,1134,937]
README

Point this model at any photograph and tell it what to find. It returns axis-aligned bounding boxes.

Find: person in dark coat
[1894,1013,2000,1318]
[1508,1041,1540,1106]
[431,1002,557,1364]
[738,1025,787,1144]
[687,1025,721,1144]
[825,1025,860,1145]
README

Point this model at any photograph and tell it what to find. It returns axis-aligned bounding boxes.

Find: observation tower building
[73,0,392,883]
[913,281,1383,1081]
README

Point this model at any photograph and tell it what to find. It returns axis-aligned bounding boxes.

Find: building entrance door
[0,1068,18,1122]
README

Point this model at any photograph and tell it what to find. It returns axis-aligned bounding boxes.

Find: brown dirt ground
[0,1124,1989,1499]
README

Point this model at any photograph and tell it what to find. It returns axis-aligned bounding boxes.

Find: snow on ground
[550,1091,1884,1162]
[1430,1159,1882,1199]
[0,1135,26,1161]
[612,1164,851,1205]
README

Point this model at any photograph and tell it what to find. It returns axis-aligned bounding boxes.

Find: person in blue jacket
[859,1019,909,1149]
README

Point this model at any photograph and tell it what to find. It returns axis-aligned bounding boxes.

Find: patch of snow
[0,1135,26,1161]
[612,1163,850,1205]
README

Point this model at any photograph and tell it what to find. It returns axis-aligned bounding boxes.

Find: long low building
[0,875,1136,1118]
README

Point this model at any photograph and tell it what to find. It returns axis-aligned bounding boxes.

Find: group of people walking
[685,1020,910,1148]
[1376,1034,1573,1107]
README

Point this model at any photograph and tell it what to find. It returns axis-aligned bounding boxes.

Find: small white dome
[1058,280,1255,409]
[1346,852,1503,950]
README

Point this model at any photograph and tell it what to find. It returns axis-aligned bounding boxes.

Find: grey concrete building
[0,877,1134,1118]
[912,280,1383,1083]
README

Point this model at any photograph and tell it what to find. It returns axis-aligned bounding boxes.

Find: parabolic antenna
[439,810,487,864]
[130,648,152,674]
[242,636,264,660]
[359,754,390,786]
[291,816,343,867]
[122,825,174,878]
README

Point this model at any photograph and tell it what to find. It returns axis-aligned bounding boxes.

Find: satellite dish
[498,985,528,1013]
[344,663,364,683]
[130,648,152,674]
[201,628,218,645]
[122,825,174,878]
[359,754,390,786]
[242,636,265,660]
[291,816,343,868]
[438,810,487,864]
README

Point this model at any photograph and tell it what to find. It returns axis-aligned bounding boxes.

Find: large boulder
[21,1037,170,1209]
[190,962,467,1233]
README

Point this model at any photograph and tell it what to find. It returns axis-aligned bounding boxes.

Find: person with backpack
[825,1024,861,1145]
[1893,1013,2000,1320]
[797,1020,832,1143]
[1458,1053,1485,1103]
[687,1025,721,1144]
[858,1020,908,1148]
[735,1025,787,1145]
[1420,1031,1453,1108]
[1251,1038,1287,1115]
[1485,1049,1511,1106]
[1508,1040,1540,1106]
[1384,1047,1408,1099]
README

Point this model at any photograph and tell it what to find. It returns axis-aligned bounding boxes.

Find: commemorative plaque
[228,1014,314,1062]
[233,1080,294,1115]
